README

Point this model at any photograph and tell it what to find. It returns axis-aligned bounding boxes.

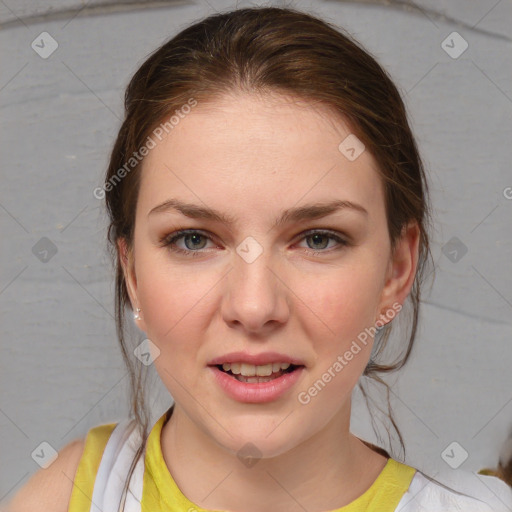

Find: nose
[220,246,290,335]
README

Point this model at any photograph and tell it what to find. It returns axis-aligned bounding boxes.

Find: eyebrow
[147,198,368,228]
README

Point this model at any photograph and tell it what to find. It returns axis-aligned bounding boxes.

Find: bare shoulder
[2,438,85,512]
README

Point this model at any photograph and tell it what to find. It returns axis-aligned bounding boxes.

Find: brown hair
[103,6,432,506]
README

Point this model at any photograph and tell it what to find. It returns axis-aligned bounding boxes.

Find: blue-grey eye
[182,233,208,250]
[306,233,331,250]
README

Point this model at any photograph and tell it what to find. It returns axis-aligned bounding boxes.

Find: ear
[117,237,147,331]
[377,221,420,325]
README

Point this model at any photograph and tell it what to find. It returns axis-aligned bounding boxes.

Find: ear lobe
[379,221,420,320]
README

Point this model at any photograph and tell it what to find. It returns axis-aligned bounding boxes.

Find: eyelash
[159,229,348,258]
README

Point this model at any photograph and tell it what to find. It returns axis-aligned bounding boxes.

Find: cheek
[136,262,216,349]
[135,264,218,398]
[294,262,383,345]
[292,268,382,406]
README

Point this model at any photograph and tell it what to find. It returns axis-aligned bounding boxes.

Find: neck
[160,401,388,512]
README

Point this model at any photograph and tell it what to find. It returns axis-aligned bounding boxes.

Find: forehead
[137,91,384,224]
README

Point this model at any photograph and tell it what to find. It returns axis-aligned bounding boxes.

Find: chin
[206,415,308,460]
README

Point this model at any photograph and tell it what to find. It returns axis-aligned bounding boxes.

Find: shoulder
[396,466,512,512]
[2,421,121,512]
[2,438,86,512]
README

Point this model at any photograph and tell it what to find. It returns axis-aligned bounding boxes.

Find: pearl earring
[134,307,142,321]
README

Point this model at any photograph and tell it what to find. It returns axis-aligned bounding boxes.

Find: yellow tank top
[68,407,416,511]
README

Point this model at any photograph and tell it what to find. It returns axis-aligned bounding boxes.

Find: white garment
[89,418,143,512]
[91,418,512,512]
[395,466,512,511]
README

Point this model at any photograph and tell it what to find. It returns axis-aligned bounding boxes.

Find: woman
[6,6,512,512]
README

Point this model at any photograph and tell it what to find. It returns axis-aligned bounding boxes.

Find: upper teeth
[222,362,291,376]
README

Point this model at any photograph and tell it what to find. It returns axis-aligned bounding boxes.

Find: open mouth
[214,363,302,383]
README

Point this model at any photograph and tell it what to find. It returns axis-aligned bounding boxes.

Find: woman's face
[120,91,417,457]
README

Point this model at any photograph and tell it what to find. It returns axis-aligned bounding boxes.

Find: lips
[207,351,306,367]
[208,364,306,403]
[207,351,307,403]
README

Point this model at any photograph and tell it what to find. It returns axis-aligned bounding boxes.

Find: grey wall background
[1,0,511,504]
